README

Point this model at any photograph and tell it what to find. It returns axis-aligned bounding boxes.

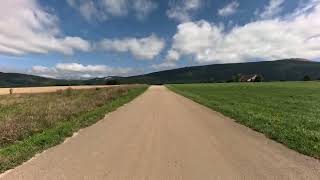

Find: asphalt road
[1,86,320,179]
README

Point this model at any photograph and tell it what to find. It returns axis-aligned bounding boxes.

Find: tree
[232,74,242,82]
[254,75,264,82]
[303,75,311,81]
[105,79,119,85]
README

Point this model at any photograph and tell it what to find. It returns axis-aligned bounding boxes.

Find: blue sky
[0,0,319,79]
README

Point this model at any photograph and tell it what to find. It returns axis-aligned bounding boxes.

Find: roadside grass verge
[0,85,148,173]
[167,82,320,159]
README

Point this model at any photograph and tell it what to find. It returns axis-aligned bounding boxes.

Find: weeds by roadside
[0,85,148,173]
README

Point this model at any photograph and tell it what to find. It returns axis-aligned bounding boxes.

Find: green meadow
[168,82,320,159]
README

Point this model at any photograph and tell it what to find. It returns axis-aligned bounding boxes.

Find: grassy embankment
[167,82,320,159]
[0,85,148,173]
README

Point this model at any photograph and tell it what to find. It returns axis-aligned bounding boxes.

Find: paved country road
[1,86,320,179]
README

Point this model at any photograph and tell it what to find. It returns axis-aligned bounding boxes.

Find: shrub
[303,75,311,81]
[65,87,73,96]
[254,75,264,82]
[105,79,119,85]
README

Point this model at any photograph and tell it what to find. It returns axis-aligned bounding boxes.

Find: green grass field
[0,85,147,173]
[167,82,320,159]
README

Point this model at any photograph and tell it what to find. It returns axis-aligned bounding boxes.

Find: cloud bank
[67,0,157,21]
[167,0,202,22]
[258,0,285,19]
[218,1,239,17]
[164,0,320,65]
[31,63,134,79]
[99,35,165,60]
[0,0,90,56]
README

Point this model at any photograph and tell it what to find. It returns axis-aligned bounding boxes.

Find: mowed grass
[168,82,320,158]
[0,85,147,173]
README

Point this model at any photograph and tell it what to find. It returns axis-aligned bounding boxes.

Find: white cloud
[79,1,101,21]
[30,65,58,79]
[151,61,177,70]
[65,1,101,22]
[0,0,90,56]
[167,0,202,22]
[133,0,158,20]
[101,0,129,16]
[67,0,157,21]
[99,35,165,60]
[166,50,181,62]
[218,1,239,17]
[258,0,285,19]
[167,1,320,64]
[151,50,180,70]
[56,63,109,73]
[31,65,51,74]
[30,63,134,79]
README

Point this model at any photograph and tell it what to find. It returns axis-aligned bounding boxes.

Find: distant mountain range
[115,58,320,84]
[1,59,320,87]
[0,73,108,88]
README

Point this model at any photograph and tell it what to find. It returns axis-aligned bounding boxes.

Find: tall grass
[0,85,147,172]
